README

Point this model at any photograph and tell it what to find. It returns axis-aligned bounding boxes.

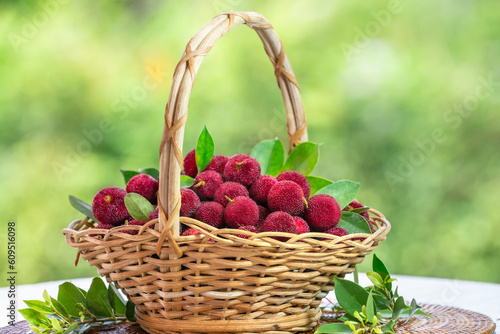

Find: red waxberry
[193,170,223,199]
[236,225,259,239]
[180,188,201,218]
[224,196,259,228]
[267,181,306,216]
[223,154,261,187]
[323,226,349,238]
[123,220,149,235]
[89,222,114,237]
[195,201,225,228]
[344,200,374,233]
[277,171,311,199]
[148,206,158,221]
[92,187,130,225]
[249,175,277,204]
[258,205,269,224]
[263,211,297,240]
[126,174,159,203]
[181,228,203,236]
[214,182,249,207]
[205,155,229,175]
[304,194,341,231]
[293,216,310,234]
[183,149,197,178]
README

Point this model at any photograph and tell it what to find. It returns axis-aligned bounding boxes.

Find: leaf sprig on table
[19,278,136,334]
[316,255,431,334]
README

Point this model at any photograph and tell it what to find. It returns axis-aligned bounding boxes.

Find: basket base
[135,307,321,334]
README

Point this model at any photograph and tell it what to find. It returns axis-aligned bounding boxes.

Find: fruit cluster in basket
[70,126,375,239]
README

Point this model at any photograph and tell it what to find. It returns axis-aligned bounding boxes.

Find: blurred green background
[1,0,499,286]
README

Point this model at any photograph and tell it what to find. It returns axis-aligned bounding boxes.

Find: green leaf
[23,300,53,314]
[306,176,333,196]
[281,142,320,176]
[337,211,372,234]
[19,308,52,327]
[86,278,114,318]
[314,323,353,333]
[50,316,61,331]
[316,180,360,209]
[334,277,369,317]
[63,323,79,334]
[250,138,285,176]
[366,271,384,289]
[108,284,126,315]
[366,290,375,322]
[124,193,154,222]
[373,254,390,277]
[50,297,70,320]
[139,168,159,180]
[350,206,370,214]
[120,169,140,185]
[68,196,96,221]
[392,296,406,320]
[58,282,87,318]
[195,126,214,172]
[29,325,41,334]
[126,301,136,322]
[381,320,396,334]
[43,290,51,304]
[180,175,195,188]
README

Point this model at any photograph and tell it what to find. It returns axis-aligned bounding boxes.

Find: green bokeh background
[1,0,499,286]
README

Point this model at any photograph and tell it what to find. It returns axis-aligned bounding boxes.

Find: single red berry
[194,201,225,228]
[89,222,114,237]
[223,154,261,187]
[224,196,259,228]
[180,188,201,218]
[236,225,259,239]
[277,171,311,198]
[183,149,198,178]
[323,226,349,238]
[148,206,158,221]
[123,220,149,235]
[267,181,306,216]
[262,211,297,241]
[214,182,249,207]
[193,170,223,199]
[304,194,341,231]
[293,216,310,234]
[205,155,229,175]
[249,175,277,204]
[126,174,159,203]
[92,187,131,225]
[181,228,203,236]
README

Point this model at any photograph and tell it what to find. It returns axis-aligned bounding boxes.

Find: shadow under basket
[62,11,391,334]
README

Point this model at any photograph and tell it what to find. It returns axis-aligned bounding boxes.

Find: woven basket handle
[157,11,308,256]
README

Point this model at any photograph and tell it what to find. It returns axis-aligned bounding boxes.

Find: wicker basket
[63,11,391,334]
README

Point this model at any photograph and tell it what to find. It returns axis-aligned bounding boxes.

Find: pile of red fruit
[87,149,373,240]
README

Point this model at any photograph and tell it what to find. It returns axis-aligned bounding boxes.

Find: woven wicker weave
[63,11,390,334]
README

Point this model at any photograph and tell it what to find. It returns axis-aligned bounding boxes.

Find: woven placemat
[1,304,495,334]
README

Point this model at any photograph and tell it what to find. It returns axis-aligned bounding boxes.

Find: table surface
[1,274,498,331]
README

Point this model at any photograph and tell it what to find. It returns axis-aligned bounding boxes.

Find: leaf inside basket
[316,180,360,209]
[195,125,214,172]
[337,211,371,234]
[281,142,320,175]
[250,138,285,176]
[124,193,154,222]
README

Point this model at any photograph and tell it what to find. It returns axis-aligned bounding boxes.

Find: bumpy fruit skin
[293,216,310,234]
[304,194,341,231]
[92,187,131,225]
[148,206,158,221]
[183,149,198,178]
[323,226,349,237]
[126,174,159,203]
[205,155,229,175]
[344,200,374,233]
[89,222,114,237]
[236,225,259,239]
[277,171,311,198]
[193,171,223,199]
[195,202,225,228]
[123,220,149,235]
[223,154,261,187]
[267,181,306,216]
[181,228,203,236]
[224,196,259,228]
[180,188,201,218]
[214,182,249,207]
[249,175,277,204]
[263,211,297,240]
[258,205,269,224]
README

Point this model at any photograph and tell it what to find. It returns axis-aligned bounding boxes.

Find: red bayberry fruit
[193,170,223,199]
[180,188,201,218]
[249,175,277,204]
[323,226,349,238]
[293,216,310,234]
[263,211,298,240]
[223,154,261,187]
[92,187,131,225]
[194,201,225,228]
[277,171,311,199]
[304,194,341,231]
[214,182,249,207]
[205,155,229,175]
[267,181,306,216]
[344,200,374,233]
[126,174,159,203]
[224,196,259,228]
[148,206,158,221]
[236,225,259,239]
[183,149,197,178]
[89,222,114,237]
[123,220,150,235]
[181,228,203,236]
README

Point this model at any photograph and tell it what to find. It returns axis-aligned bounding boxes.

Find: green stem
[354,267,359,284]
